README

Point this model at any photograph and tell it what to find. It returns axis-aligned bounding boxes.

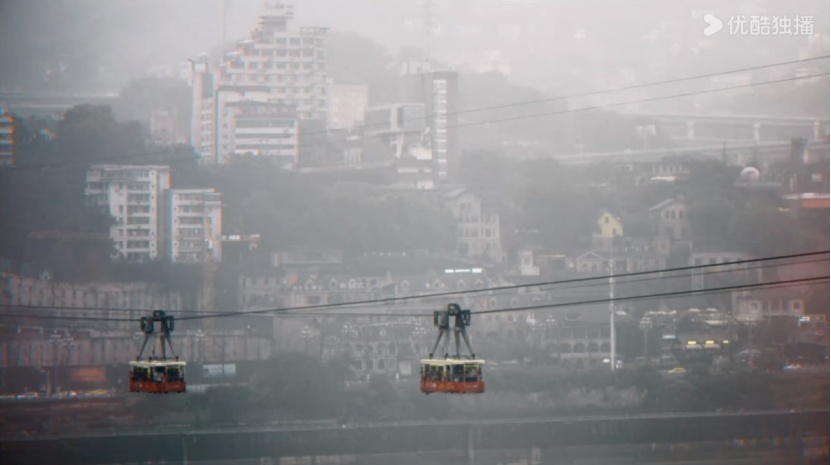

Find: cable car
[129,360,187,394]
[130,310,187,394]
[420,304,485,394]
[420,359,485,394]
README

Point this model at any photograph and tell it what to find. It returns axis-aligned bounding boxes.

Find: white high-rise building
[190,1,329,165]
[85,165,171,262]
[164,189,223,263]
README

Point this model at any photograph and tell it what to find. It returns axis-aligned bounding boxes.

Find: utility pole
[609,251,616,372]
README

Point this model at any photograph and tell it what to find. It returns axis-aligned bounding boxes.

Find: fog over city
[0,1,829,464]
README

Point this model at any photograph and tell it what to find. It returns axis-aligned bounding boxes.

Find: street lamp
[49,332,75,395]
[635,124,656,151]
[194,330,206,363]
[639,317,653,360]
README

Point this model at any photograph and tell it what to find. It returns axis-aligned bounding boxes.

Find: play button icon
[703,13,723,36]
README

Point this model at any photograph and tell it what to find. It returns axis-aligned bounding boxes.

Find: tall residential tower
[190,1,329,166]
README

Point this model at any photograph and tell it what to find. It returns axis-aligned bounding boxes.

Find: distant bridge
[620,111,830,147]
[1,409,826,465]
[0,92,119,117]
[553,140,830,166]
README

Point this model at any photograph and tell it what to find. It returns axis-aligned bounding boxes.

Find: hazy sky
[0,0,828,93]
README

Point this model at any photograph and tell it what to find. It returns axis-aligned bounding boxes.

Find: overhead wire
[2,255,824,317]
[2,251,820,320]
[453,73,831,130]
[0,276,826,324]
[475,276,829,316]
[177,250,829,320]
[9,56,829,171]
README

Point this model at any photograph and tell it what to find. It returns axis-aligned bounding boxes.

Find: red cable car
[129,310,187,394]
[420,304,485,394]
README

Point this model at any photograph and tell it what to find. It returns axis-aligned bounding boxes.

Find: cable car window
[452,364,464,382]
[167,366,183,382]
[465,365,480,382]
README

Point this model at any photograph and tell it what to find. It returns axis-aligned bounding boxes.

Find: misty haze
[0,1,829,464]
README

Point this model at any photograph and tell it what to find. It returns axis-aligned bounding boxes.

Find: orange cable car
[420,303,485,395]
[129,310,187,394]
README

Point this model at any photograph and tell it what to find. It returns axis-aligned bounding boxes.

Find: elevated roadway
[1,409,826,465]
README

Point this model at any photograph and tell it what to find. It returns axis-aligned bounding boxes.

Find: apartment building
[190,1,329,165]
[85,165,171,261]
[401,66,460,182]
[164,188,223,263]
[444,188,503,264]
[232,101,299,165]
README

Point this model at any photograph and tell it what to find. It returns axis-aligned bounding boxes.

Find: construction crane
[201,210,260,362]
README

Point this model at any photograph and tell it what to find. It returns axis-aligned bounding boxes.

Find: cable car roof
[130,360,187,367]
[419,359,485,365]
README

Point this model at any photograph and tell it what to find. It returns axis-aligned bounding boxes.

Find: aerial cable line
[1,276,826,323]
[176,250,828,320]
[453,73,830,129]
[4,255,824,316]
[475,276,829,315]
[441,55,829,119]
[11,59,828,171]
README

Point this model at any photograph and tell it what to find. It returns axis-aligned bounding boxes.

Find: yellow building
[592,210,623,250]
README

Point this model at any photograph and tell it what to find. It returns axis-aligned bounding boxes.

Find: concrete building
[190,1,329,166]
[734,289,807,323]
[364,103,434,188]
[327,83,368,130]
[0,106,13,166]
[164,188,223,263]
[401,65,460,183]
[444,188,503,264]
[0,272,184,332]
[232,101,299,164]
[85,165,171,262]
[648,197,690,241]
[190,60,215,161]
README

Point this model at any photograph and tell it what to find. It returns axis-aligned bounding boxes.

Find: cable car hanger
[429,303,475,360]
